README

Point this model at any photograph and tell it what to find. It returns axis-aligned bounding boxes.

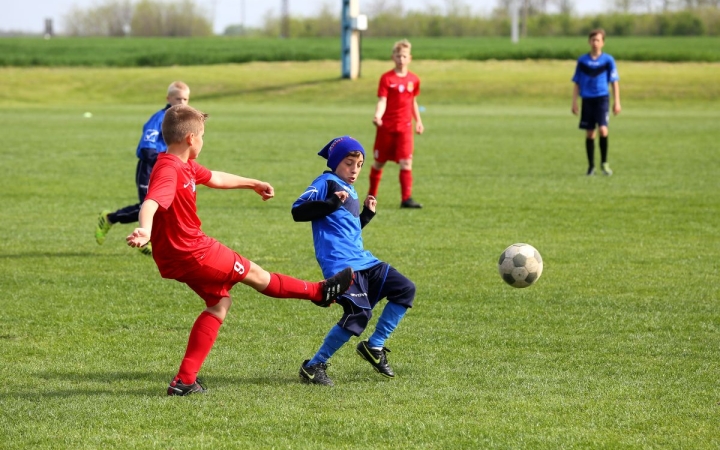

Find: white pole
[511,0,519,43]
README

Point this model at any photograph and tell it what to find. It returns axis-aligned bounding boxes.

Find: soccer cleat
[601,162,613,176]
[356,340,395,378]
[167,377,206,396]
[299,359,334,386]
[316,267,353,307]
[95,210,113,245]
[400,198,423,209]
[138,242,152,256]
[586,167,596,176]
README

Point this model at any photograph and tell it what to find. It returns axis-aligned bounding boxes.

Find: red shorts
[175,243,251,307]
[373,127,414,163]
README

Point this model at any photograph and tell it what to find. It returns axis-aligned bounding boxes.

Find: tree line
[63,0,719,37]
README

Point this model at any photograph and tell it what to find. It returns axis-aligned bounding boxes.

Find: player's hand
[127,228,151,248]
[364,195,377,213]
[613,103,621,115]
[255,182,275,201]
[373,116,383,127]
[571,103,579,115]
[334,191,349,203]
[416,122,424,135]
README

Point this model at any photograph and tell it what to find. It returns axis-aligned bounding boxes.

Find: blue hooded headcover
[318,136,365,171]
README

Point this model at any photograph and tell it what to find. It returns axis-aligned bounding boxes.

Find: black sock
[585,138,595,168]
[599,136,608,164]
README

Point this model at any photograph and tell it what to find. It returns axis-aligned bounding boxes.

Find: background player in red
[368,39,425,209]
[126,104,353,396]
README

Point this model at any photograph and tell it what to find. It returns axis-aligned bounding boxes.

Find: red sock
[261,273,320,301]
[368,167,383,198]
[176,311,223,384]
[400,169,413,202]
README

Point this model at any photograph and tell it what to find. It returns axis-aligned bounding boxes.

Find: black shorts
[579,96,609,130]
[335,262,415,336]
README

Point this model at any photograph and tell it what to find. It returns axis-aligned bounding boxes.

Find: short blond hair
[167,80,190,96]
[392,39,412,55]
[162,104,207,145]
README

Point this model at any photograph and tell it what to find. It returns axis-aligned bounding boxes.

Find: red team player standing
[368,39,425,209]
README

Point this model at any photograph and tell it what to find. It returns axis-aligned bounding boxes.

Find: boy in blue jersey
[571,29,621,176]
[95,81,190,254]
[292,136,416,386]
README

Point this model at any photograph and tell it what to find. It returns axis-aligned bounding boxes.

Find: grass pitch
[0,61,718,449]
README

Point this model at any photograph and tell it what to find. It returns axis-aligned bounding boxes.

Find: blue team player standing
[571,29,621,176]
[95,81,190,254]
[292,136,416,386]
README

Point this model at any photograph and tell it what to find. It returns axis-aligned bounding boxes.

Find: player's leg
[300,296,371,386]
[598,97,612,175]
[397,132,422,208]
[580,98,598,175]
[356,265,415,378]
[369,129,390,198]
[238,256,353,306]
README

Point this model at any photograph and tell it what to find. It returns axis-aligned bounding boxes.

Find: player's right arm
[127,200,159,248]
[571,84,580,115]
[373,97,387,127]
[292,191,346,222]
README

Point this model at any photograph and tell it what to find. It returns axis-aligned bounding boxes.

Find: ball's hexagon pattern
[498,243,543,288]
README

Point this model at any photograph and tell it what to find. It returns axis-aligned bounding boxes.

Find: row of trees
[63,0,719,37]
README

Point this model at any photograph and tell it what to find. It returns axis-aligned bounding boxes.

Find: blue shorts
[579,96,609,130]
[336,262,415,336]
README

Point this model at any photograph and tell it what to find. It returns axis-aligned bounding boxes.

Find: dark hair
[589,28,606,40]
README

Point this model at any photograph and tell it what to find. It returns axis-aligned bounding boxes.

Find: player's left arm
[360,195,376,229]
[206,171,274,201]
[611,81,621,115]
[412,98,424,135]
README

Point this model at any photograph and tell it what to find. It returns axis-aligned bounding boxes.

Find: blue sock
[368,302,407,349]
[308,325,352,366]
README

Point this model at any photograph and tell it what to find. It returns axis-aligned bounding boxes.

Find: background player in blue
[95,81,190,254]
[292,136,416,386]
[571,29,621,176]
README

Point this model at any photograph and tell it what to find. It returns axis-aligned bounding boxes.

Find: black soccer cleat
[316,267,353,307]
[299,359,334,386]
[586,166,596,176]
[167,377,207,396]
[400,198,423,209]
[356,340,395,378]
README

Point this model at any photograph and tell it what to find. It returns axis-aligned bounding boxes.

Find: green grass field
[1,60,719,449]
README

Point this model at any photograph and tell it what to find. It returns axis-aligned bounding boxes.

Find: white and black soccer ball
[498,243,543,288]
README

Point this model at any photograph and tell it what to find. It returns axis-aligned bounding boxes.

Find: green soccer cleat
[138,242,152,256]
[95,210,113,245]
[356,340,395,378]
[601,162,613,176]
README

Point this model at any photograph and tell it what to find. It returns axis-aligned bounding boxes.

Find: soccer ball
[498,243,543,288]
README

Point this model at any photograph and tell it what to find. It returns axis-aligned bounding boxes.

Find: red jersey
[377,70,421,133]
[145,153,216,279]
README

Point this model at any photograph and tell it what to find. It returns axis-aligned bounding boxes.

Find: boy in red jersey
[368,39,425,209]
[126,105,353,396]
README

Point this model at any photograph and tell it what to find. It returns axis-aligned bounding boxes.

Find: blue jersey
[572,53,619,99]
[293,172,380,278]
[135,105,170,158]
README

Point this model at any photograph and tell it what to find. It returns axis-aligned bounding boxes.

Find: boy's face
[167,89,190,106]
[392,47,412,70]
[589,35,604,54]
[335,154,364,185]
[188,124,204,160]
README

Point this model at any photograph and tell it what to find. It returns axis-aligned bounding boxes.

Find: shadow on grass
[192,77,342,101]
[0,370,304,398]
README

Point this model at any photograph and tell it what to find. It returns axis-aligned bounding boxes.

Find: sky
[1,0,608,35]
